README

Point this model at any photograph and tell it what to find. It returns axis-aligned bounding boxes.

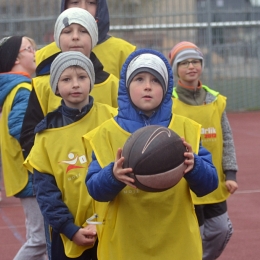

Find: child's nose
[72,31,79,39]
[144,81,152,89]
[79,3,88,10]
[188,61,195,68]
[72,79,79,87]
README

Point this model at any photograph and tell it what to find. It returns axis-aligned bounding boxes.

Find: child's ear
[55,87,60,95]
[14,57,20,65]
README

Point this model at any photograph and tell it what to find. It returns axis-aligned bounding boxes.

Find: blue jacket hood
[61,0,110,44]
[116,49,174,133]
[0,74,31,107]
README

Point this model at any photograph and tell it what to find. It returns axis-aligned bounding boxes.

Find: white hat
[54,7,98,49]
[126,53,169,95]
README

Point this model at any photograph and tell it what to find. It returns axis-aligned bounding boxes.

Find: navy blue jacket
[33,99,94,240]
[86,49,218,202]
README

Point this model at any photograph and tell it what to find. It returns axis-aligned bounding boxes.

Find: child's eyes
[79,75,88,80]
[179,61,189,66]
[61,28,88,34]
[69,1,97,5]
[69,0,79,5]
[193,60,200,65]
[62,29,71,34]
[135,76,144,81]
[61,77,70,82]
[81,29,89,34]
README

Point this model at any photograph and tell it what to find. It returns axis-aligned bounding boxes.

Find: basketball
[122,125,187,192]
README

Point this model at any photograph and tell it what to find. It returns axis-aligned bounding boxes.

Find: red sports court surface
[0,111,259,260]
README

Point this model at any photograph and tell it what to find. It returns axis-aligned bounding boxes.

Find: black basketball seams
[122,125,186,192]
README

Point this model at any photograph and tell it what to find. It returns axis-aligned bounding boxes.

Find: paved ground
[219,111,260,260]
[0,111,259,260]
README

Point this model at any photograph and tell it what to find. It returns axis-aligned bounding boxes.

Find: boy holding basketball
[169,41,238,260]
[83,49,218,260]
[25,51,117,260]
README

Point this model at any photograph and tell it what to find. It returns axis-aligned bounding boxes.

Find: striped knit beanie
[168,41,204,78]
[126,53,168,95]
[50,51,95,93]
[54,7,98,49]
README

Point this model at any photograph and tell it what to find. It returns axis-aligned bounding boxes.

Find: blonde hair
[24,36,37,51]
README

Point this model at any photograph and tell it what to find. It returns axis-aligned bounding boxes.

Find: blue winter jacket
[86,49,218,202]
[0,73,33,197]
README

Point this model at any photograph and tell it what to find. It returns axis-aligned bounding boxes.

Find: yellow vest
[0,83,31,197]
[36,39,136,79]
[83,115,202,260]
[92,36,136,78]
[34,42,119,116]
[172,92,229,204]
[35,42,60,68]
[24,103,117,258]
[32,71,119,117]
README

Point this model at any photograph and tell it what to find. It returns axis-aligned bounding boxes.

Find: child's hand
[113,148,136,188]
[225,180,238,194]
[72,225,97,246]
[181,138,195,174]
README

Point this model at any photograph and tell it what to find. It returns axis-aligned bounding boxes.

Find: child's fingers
[184,142,193,153]
[116,156,125,168]
[184,164,193,174]
[122,174,137,188]
[226,181,238,194]
[181,137,193,153]
[125,181,137,189]
[116,148,123,160]
[183,151,194,174]
[119,169,136,186]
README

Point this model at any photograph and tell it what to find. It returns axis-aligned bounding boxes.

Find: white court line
[235,189,260,194]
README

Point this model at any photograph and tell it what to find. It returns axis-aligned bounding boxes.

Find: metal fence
[0,0,259,111]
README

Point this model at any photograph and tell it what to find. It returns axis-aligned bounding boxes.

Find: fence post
[206,0,213,87]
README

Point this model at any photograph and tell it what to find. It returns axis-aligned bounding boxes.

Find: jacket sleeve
[34,169,80,240]
[8,88,30,141]
[20,88,45,157]
[86,152,126,202]
[184,144,218,197]
[221,111,238,182]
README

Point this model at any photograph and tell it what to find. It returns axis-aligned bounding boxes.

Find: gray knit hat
[169,41,204,78]
[54,7,98,49]
[126,53,168,95]
[50,51,95,93]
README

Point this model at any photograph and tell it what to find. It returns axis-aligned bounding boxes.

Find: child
[21,8,117,259]
[25,51,117,260]
[83,49,218,260]
[169,41,238,260]
[0,36,46,259]
[37,0,136,79]
[20,7,119,160]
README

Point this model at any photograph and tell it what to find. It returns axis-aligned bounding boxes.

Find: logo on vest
[59,152,87,173]
[201,127,217,139]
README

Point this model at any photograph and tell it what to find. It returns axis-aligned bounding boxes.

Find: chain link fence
[0,0,259,111]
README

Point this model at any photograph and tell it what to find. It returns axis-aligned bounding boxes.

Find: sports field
[0,111,259,260]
